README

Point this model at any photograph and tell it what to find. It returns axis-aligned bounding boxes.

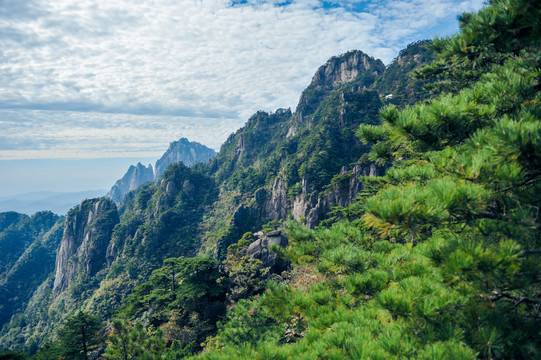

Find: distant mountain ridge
[106,138,216,203]
[0,190,107,216]
[106,163,154,204]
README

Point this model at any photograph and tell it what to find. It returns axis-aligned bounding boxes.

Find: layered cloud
[0,0,485,159]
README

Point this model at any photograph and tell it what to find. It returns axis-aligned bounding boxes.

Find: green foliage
[104,320,165,360]
[374,40,436,106]
[115,256,225,354]
[220,243,270,303]
[30,342,61,360]
[415,0,541,93]
[205,298,281,350]
[194,1,541,358]
[0,350,28,360]
[0,212,62,333]
[57,311,103,360]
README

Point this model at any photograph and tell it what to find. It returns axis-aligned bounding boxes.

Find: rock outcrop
[107,163,154,204]
[154,138,216,178]
[293,163,385,228]
[264,175,288,221]
[245,230,289,274]
[310,50,385,91]
[53,198,119,295]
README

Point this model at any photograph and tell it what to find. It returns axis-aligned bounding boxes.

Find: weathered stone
[293,162,385,228]
[244,231,289,274]
[53,198,119,296]
[309,50,384,91]
[182,180,195,197]
[264,175,288,221]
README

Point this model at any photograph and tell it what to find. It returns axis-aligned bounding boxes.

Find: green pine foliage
[57,312,103,360]
[104,320,165,360]
[6,1,541,358]
[112,256,225,355]
[191,1,541,358]
[415,0,541,93]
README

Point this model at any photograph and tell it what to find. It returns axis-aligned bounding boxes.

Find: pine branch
[519,249,541,256]
[488,289,541,305]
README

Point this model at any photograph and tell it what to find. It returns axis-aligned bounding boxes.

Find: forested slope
[3,0,540,358]
[195,1,541,358]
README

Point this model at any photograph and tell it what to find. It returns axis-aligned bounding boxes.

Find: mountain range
[1,5,537,356]
[0,41,434,354]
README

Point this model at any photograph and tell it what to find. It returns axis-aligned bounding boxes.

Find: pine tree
[104,320,165,360]
[57,311,103,360]
[356,0,541,357]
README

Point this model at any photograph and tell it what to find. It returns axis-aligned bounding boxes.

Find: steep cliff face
[53,198,119,295]
[155,138,216,178]
[107,163,154,204]
[293,163,385,227]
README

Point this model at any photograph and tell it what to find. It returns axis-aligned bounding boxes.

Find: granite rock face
[53,198,119,295]
[154,138,216,178]
[310,50,385,91]
[293,163,384,228]
[264,175,288,221]
[245,230,289,274]
[107,163,154,204]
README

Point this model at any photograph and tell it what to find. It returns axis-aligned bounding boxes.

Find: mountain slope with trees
[194,1,541,358]
[3,1,539,358]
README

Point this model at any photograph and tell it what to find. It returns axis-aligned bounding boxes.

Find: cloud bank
[0,0,485,159]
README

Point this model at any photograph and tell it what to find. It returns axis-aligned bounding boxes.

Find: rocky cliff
[154,138,217,178]
[293,163,385,227]
[107,163,154,204]
[209,45,436,257]
[310,50,385,91]
[53,198,119,295]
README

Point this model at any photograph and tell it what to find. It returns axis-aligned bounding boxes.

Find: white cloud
[0,0,486,160]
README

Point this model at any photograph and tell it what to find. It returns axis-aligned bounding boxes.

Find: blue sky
[0,0,485,197]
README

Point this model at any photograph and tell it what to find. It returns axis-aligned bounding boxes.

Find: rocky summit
[106,163,154,204]
[107,139,217,204]
[154,138,217,178]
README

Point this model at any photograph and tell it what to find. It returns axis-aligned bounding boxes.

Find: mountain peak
[154,139,216,178]
[310,50,385,91]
